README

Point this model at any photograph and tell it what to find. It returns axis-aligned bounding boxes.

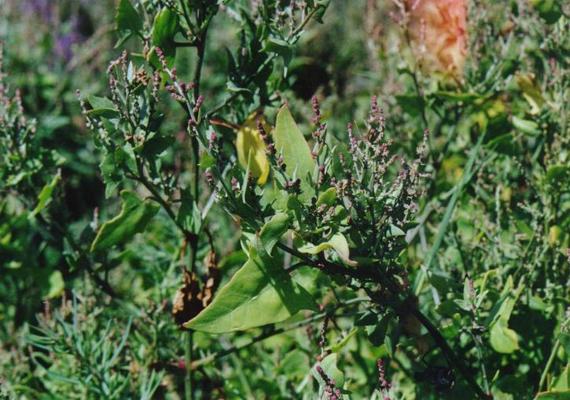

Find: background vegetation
[0,0,569,399]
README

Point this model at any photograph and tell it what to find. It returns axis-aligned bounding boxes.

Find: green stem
[184,8,214,399]
[408,307,491,399]
[538,339,560,392]
[184,330,193,400]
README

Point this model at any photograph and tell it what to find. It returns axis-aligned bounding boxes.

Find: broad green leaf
[116,0,142,33]
[387,224,405,237]
[150,7,179,64]
[86,95,119,118]
[273,105,316,202]
[489,277,522,354]
[490,322,519,354]
[516,73,545,115]
[553,365,570,391]
[46,270,64,299]
[316,187,337,206]
[30,171,61,218]
[184,247,317,333]
[263,37,293,66]
[299,233,357,266]
[259,213,290,254]
[536,391,570,400]
[292,266,329,296]
[152,8,179,47]
[512,116,540,136]
[530,0,563,24]
[279,350,309,380]
[236,113,270,185]
[91,191,160,252]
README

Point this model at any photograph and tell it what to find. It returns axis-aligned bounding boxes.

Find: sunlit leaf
[184,247,317,333]
[91,191,160,252]
[86,95,119,118]
[259,213,290,254]
[312,353,345,388]
[535,391,570,400]
[236,113,271,185]
[273,105,316,202]
[516,73,545,115]
[299,233,357,266]
[489,277,522,354]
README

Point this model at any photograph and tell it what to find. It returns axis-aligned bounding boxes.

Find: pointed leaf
[273,105,316,201]
[316,187,337,206]
[489,277,522,354]
[116,0,142,33]
[30,171,61,218]
[299,233,357,266]
[536,391,570,400]
[259,213,290,254]
[91,191,159,252]
[184,248,316,333]
[312,353,345,388]
[490,321,519,354]
[86,95,119,118]
[150,7,179,64]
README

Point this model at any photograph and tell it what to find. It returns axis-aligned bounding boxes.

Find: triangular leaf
[150,7,179,65]
[30,171,61,218]
[259,213,290,255]
[273,105,316,202]
[116,0,143,34]
[86,95,119,118]
[184,247,316,333]
[91,191,159,252]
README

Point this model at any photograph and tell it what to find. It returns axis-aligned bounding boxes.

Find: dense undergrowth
[0,0,569,399]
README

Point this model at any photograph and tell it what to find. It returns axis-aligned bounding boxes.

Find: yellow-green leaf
[516,73,545,115]
[236,113,271,185]
[299,233,357,267]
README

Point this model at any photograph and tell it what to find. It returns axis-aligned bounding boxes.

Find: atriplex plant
[80,0,500,398]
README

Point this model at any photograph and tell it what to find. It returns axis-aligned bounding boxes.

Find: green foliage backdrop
[0,0,569,399]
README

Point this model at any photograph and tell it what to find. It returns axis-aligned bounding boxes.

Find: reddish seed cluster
[231,177,240,192]
[377,359,391,399]
[315,365,342,400]
[193,95,204,115]
[204,170,214,186]
[311,95,321,125]
[284,178,301,194]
